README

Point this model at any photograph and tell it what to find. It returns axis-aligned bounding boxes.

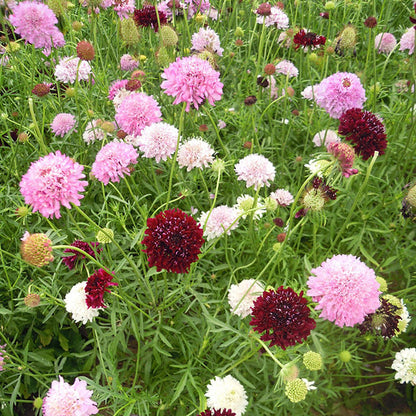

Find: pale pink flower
[91,141,138,185]
[228,279,264,318]
[312,129,340,147]
[51,113,76,137]
[269,189,294,207]
[301,85,316,100]
[217,119,226,129]
[256,5,289,29]
[182,0,210,18]
[327,142,358,177]
[191,26,223,56]
[198,205,239,240]
[108,79,129,100]
[399,27,416,55]
[0,345,5,371]
[54,56,92,84]
[374,32,397,54]
[177,137,214,171]
[20,151,88,219]
[83,120,106,144]
[235,154,275,190]
[112,0,135,19]
[307,254,381,327]
[276,60,298,77]
[120,54,138,71]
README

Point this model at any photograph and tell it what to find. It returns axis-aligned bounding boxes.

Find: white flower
[312,129,341,147]
[302,378,317,391]
[177,137,214,171]
[392,348,416,385]
[398,300,410,333]
[235,154,275,190]
[198,205,239,241]
[234,194,266,220]
[205,375,248,416]
[228,279,264,318]
[304,159,332,177]
[64,282,101,324]
[54,56,92,84]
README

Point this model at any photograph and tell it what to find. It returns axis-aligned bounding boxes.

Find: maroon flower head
[197,410,236,416]
[133,5,167,32]
[293,29,326,50]
[85,269,118,309]
[250,287,316,350]
[141,208,204,274]
[338,108,387,160]
[62,240,102,270]
[256,2,272,16]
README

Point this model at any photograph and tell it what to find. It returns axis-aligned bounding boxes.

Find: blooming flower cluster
[228,279,264,318]
[234,154,275,190]
[177,137,215,171]
[64,282,101,324]
[191,27,223,56]
[62,240,102,270]
[85,269,117,308]
[199,206,240,241]
[54,56,92,84]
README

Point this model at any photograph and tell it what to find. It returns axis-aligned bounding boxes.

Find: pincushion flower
[307,254,381,327]
[191,27,223,56]
[91,140,138,185]
[113,0,135,19]
[177,137,214,171]
[255,5,289,29]
[42,376,98,416]
[199,205,239,241]
[250,287,316,350]
[83,119,107,144]
[293,29,326,50]
[233,194,266,220]
[338,108,387,160]
[51,113,76,137]
[285,378,316,403]
[141,208,204,273]
[314,72,366,119]
[312,129,341,147]
[161,55,223,112]
[108,79,129,100]
[20,151,88,219]
[275,60,298,77]
[0,345,5,371]
[62,240,101,270]
[64,282,101,324]
[327,142,358,178]
[392,348,416,385]
[133,5,167,31]
[205,375,248,416]
[399,27,416,55]
[228,279,264,318]
[374,32,397,54]
[115,92,162,137]
[54,56,92,84]
[197,410,236,416]
[120,54,138,71]
[8,1,65,56]
[235,154,275,190]
[20,232,54,267]
[269,189,294,207]
[85,269,117,308]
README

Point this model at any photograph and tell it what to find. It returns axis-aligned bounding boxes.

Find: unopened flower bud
[24,293,41,307]
[20,232,54,267]
[76,40,95,61]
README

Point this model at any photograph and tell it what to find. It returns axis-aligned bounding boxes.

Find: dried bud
[256,2,272,16]
[131,70,146,80]
[76,40,95,61]
[264,63,276,75]
[244,95,257,106]
[364,16,377,28]
[20,232,54,267]
[32,83,50,97]
[199,124,208,132]
[273,217,284,227]
[277,233,286,242]
[24,293,41,307]
[257,76,269,88]
[100,121,115,133]
[126,79,142,91]
[117,129,128,139]
[72,21,83,31]
[243,141,252,149]
[235,39,244,46]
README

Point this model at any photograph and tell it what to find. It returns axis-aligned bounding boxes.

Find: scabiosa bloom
[235,154,275,190]
[307,254,381,327]
[141,208,204,273]
[82,119,107,144]
[133,5,167,31]
[205,375,248,416]
[269,189,294,207]
[255,5,289,29]
[161,55,223,112]
[51,113,76,137]
[177,137,214,171]
[8,1,65,56]
[120,54,138,71]
[250,287,316,350]
[293,29,326,50]
[85,269,117,308]
[199,205,239,241]
[42,376,98,416]
[338,108,387,160]
[108,79,129,100]
[91,140,138,185]
[191,27,223,56]
[32,82,51,97]
[113,0,135,19]
[314,72,366,119]
[20,151,88,219]
[399,27,416,55]
[115,92,162,137]
[383,294,410,335]
[285,378,316,403]
[197,410,236,416]
[64,282,101,324]
[135,122,179,162]
[374,32,397,54]
[327,142,358,177]
[228,279,264,318]
[182,0,211,18]
[392,348,416,385]
[54,56,92,84]
[233,194,266,220]
[0,345,5,371]
[275,60,298,77]
[20,232,54,267]
[312,129,341,147]
[62,240,101,270]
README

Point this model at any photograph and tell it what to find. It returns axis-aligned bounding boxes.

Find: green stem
[28,98,48,155]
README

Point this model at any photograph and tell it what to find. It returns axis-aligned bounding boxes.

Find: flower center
[342,78,351,88]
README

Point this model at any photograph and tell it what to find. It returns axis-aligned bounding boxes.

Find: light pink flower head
[108,79,129,100]
[177,137,214,171]
[113,0,135,19]
[235,154,275,190]
[161,55,223,112]
[276,60,298,77]
[183,0,210,18]
[301,85,317,100]
[54,56,92,84]
[20,151,88,219]
[307,254,381,327]
[115,92,162,137]
[314,72,366,119]
[83,119,107,144]
[399,27,416,55]
[256,5,289,29]
[269,188,294,207]
[374,32,397,54]
[191,26,223,56]
[199,205,239,240]
[327,142,358,178]
[51,113,76,137]
[8,1,65,56]
[312,129,341,147]
[0,345,5,371]
[91,140,138,185]
[42,376,98,416]
[120,54,138,71]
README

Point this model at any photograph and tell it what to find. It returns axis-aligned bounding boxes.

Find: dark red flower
[32,83,51,97]
[62,240,102,270]
[133,5,167,32]
[256,2,271,16]
[85,269,118,308]
[364,16,377,28]
[197,410,236,416]
[141,208,204,274]
[293,29,326,50]
[250,287,316,350]
[338,108,387,160]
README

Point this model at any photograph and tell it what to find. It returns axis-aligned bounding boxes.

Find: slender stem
[28,98,48,155]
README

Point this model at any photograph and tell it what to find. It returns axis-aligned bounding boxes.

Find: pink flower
[301,85,317,100]
[399,27,416,55]
[182,0,210,18]
[307,254,381,327]
[108,79,129,100]
[198,205,239,240]
[312,129,340,147]
[91,140,138,185]
[8,1,65,56]
[374,32,397,54]
[314,72,366,119]
[177,137,214,171]
[112,0,135,19]
[327,142,358,177]
[0,345,5,371]
[161,55,223,112]
[20,151,88,219]
[42,376,98,416]
[51,113,76,137]
[83,119,107,144]
[115,92,162,137]
[275,60,298,77]
[54,56,92,84]
[120,54,138,71]
[269,189,294,207]
[255,5,289,29]
[235,154,275,190]
[191,27,223,56]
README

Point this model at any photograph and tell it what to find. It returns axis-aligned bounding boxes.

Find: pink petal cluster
[108,79,129,100]
[20,151,88,219]
[91,140,138,185]
[312,129,340,147]
[307,254,381,327]
[177,137,214,171]
[161,55,223,112]
[399,27,416,55]
[313,72,366,119]
[115,92,162,136]
[8,1,65,56]
[120,54,138,71]
[191,27,223,56]
[0,345,5,371]
[256,5,289,29]
[327,142,358,178]
[182,0,211,18]
[275,60,298,77]
[112,0,135,19]
[42,376,98,416]
[54,56,92,84]
[198,205,240,241]
[83,119,107,144]
[235,154,276,190]
[374,32,397,54]
[269,189,294,207]
[51,113,76,137]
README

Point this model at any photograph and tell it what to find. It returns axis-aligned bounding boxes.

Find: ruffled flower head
[191,27,223,56]
[51,113,77,137]
[293,29,326,50]
[199,205,239,241]
[54,56,92,84]
[64,282,101,324]
[392,348,416,385]
[255,5,289,29]
[374,32,397,54]
[133,5,167,31]
[85,269,118,308]
[177,137,214,171]
[235,154,275,190]
[327,142,358,177]
[228,279,264,318]
[62,240,101,270]
[399,27,416,55]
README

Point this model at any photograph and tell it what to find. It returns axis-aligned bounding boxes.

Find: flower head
[177,137,214,171]
[141,208,204,273]
[54,56,92,84]
[255,5,289,29]
[235,154,275,190]
[64,282,101,324]
[250,287,316,349]
[20,151,88,219]
[85,269,117,308]
[82,119,107,144]
[233,195,266,220]
[91,140,138,185]
[133,5,167,31]
[42,376,98,416]
[269,189,294,207]
[338,108,387,160]
[191,27,223,56]
[303,351,323,371]
[327,142,358,177]
[312,129,340,147]
[20,232,54,267]
[285,378,315,403]
[205,375,248,416]
[392,348,416,385]
[307,254,381,327]
[32,83,51,97]
[120,54,138,71]
[62,240,101,270]
[197,410,236,416]
[161,56,223,112]
[51,113,76,137]
[108,79,129,100]
[96,228,114,244]
[399,27,416,55]
[228,279,264,318]
[199,205,239,241]
[293,29,326,50]
[275,60,298,77]
[374,32,397,54]
[76,40,95,61]
[0,345,5,371]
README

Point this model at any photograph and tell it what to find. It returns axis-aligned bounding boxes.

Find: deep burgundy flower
[197,409,236,416]
[293,29,326,50]
[62,240,102,270]
[244,95,257,106]
[133,5,167,32]
[85,269,118,309]
[364,16,377,28]
[250,287,316,350]
[141,209,204,274]
[338,108,387,160]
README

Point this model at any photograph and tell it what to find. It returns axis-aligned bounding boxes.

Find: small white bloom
[177,137,214,171]
[228,279,264,318]
[64,282,101,324]
[392,348,416,385]
[302,378,317,391]
[234,194,266,220]
[304,159,332,177]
